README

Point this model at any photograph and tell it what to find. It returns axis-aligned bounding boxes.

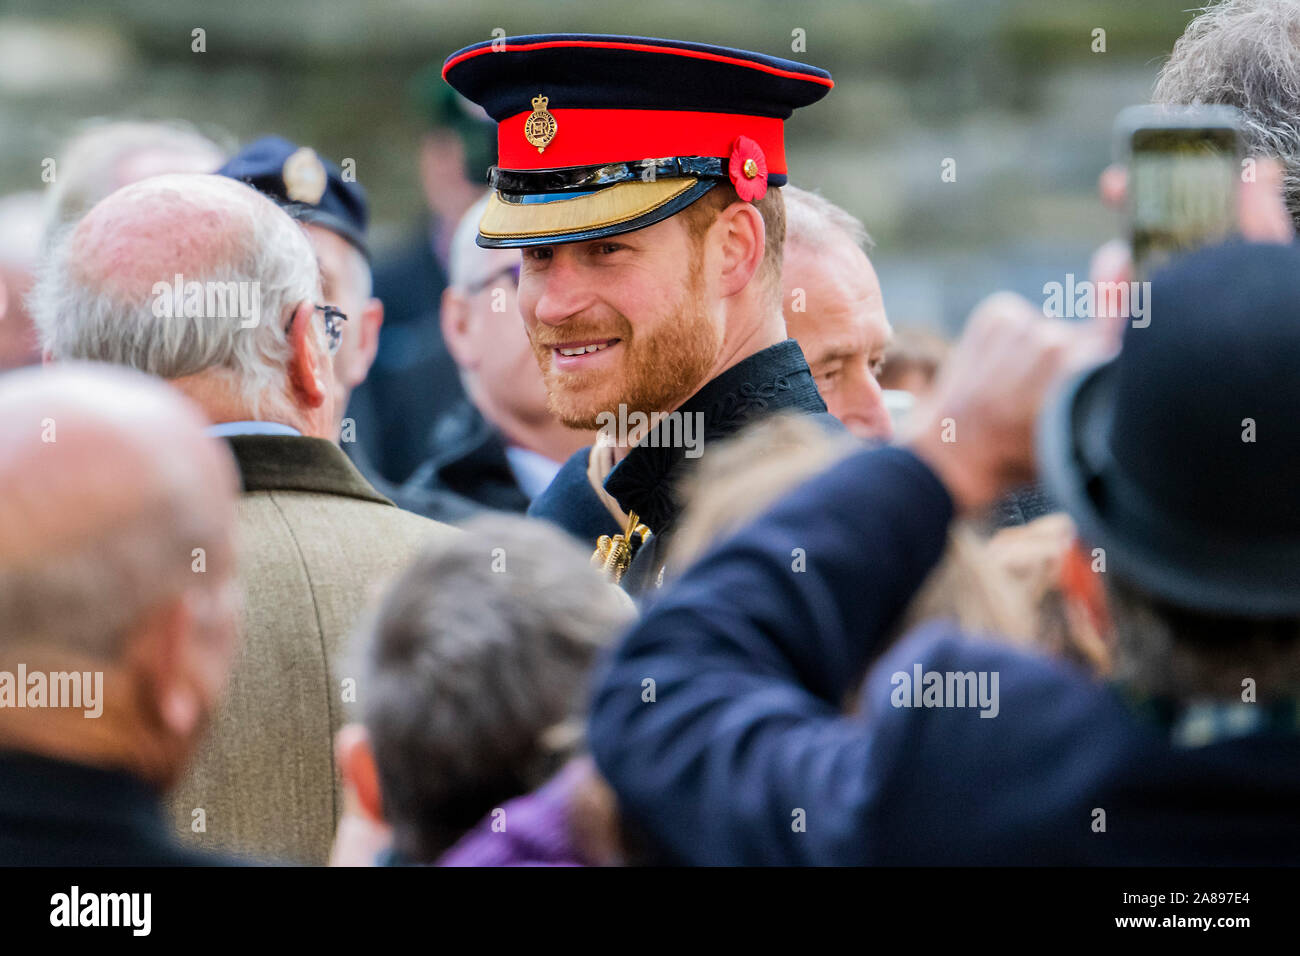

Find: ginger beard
[529,256,721,431]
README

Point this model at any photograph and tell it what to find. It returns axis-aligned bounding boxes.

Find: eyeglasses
[287,304,348,355]
[464,263,521,296]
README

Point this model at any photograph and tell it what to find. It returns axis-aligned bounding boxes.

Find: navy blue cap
[217,135,370,260]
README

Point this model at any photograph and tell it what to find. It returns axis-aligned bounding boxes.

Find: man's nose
[528,253,591,327]
[845,363,894,442]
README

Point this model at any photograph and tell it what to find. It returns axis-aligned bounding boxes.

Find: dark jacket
[396,400,532,523]
[528,339,840,592]
[0,751,246,865]
[588,445,1300,865]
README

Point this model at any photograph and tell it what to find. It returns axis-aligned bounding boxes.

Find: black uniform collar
[604,339,825,533]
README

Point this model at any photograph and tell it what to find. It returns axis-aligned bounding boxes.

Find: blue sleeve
[587,445,955,864]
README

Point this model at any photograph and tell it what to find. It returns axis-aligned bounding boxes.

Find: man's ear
[440,287,475,371]
[714,200,767,299]
[336,723,385,823]
[346,297,384,389]
[126,593,203,739]
[287,300,327,409]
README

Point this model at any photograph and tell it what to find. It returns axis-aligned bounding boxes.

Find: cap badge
[524,95,558,154]
[282,147,328,205]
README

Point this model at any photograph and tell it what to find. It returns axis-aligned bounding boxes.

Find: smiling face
[516,213,723,430]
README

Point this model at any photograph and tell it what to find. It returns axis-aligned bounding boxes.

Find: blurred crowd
[0,0,1298,868]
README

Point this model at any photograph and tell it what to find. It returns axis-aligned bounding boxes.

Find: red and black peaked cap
[442,34,833,248]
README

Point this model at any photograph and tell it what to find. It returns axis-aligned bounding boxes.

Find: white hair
[1154,0,1300,228]
[41,119,228,246]
[29,175,322,420]
[783,183,875,252]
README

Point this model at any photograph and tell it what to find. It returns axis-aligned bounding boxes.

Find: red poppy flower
[728,135,768,202]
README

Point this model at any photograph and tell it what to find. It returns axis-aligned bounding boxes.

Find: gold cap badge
[282,147,327,205]
[524,95,558,154]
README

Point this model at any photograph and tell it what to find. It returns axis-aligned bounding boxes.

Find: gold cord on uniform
[592,511,652,584]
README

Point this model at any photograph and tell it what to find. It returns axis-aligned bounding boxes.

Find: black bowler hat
[1037,240,1300,617]
[441,34,833,248]
[217,135,370,260]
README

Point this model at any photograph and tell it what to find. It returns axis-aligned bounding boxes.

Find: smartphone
[1115,104,1245,280]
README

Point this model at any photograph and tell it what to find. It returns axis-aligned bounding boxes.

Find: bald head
[31,173,332,431]
[0,363,238,656]
[0,363,242,785]
[68,174,270,304]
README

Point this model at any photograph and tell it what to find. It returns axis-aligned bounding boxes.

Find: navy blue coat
[587,446,1300,864]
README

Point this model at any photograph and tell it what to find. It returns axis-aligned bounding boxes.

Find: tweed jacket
[170,435,457,864]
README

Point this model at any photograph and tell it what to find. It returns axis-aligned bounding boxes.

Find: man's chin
[546,391,611,432]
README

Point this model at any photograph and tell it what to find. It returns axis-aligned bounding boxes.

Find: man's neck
[0,656,182,791]
[705,304,787,387]
[168,372,321,439]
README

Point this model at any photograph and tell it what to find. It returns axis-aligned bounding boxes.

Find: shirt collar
[207,420,303,438]
[504,445,563,501]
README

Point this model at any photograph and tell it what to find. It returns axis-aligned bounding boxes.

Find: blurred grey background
[0,0,1199,333]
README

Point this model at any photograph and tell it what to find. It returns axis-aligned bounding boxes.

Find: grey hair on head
[357,513,635,861]
[1153,0,1300,227]
[28,175,322,420]
[783,183,875,252]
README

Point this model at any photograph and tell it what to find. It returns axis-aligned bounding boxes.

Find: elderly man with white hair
[781,185,894,443]
[30,173,457,864]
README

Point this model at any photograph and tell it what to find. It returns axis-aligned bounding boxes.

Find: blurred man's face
[516,214,722,430]
[782,237,893,441]
[451,248,554,426]
[306,224,373,408]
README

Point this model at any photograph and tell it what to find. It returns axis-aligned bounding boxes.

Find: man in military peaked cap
[443,34,841,593]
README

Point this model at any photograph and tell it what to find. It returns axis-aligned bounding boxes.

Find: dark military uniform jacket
[528,339,841,594]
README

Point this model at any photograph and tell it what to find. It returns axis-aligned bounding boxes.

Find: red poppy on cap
[728,136,768,202]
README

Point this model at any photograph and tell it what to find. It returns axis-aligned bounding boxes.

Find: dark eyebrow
[811,343,862,365]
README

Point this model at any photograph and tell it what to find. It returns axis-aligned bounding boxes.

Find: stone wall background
[0,0,1198,332]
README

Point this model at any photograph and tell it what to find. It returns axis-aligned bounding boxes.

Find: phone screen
[1128,126,1240,279]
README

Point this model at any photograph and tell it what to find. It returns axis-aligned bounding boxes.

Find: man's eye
[525,247,553,261]
[598,242,623,255]
[870,359,885,379]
